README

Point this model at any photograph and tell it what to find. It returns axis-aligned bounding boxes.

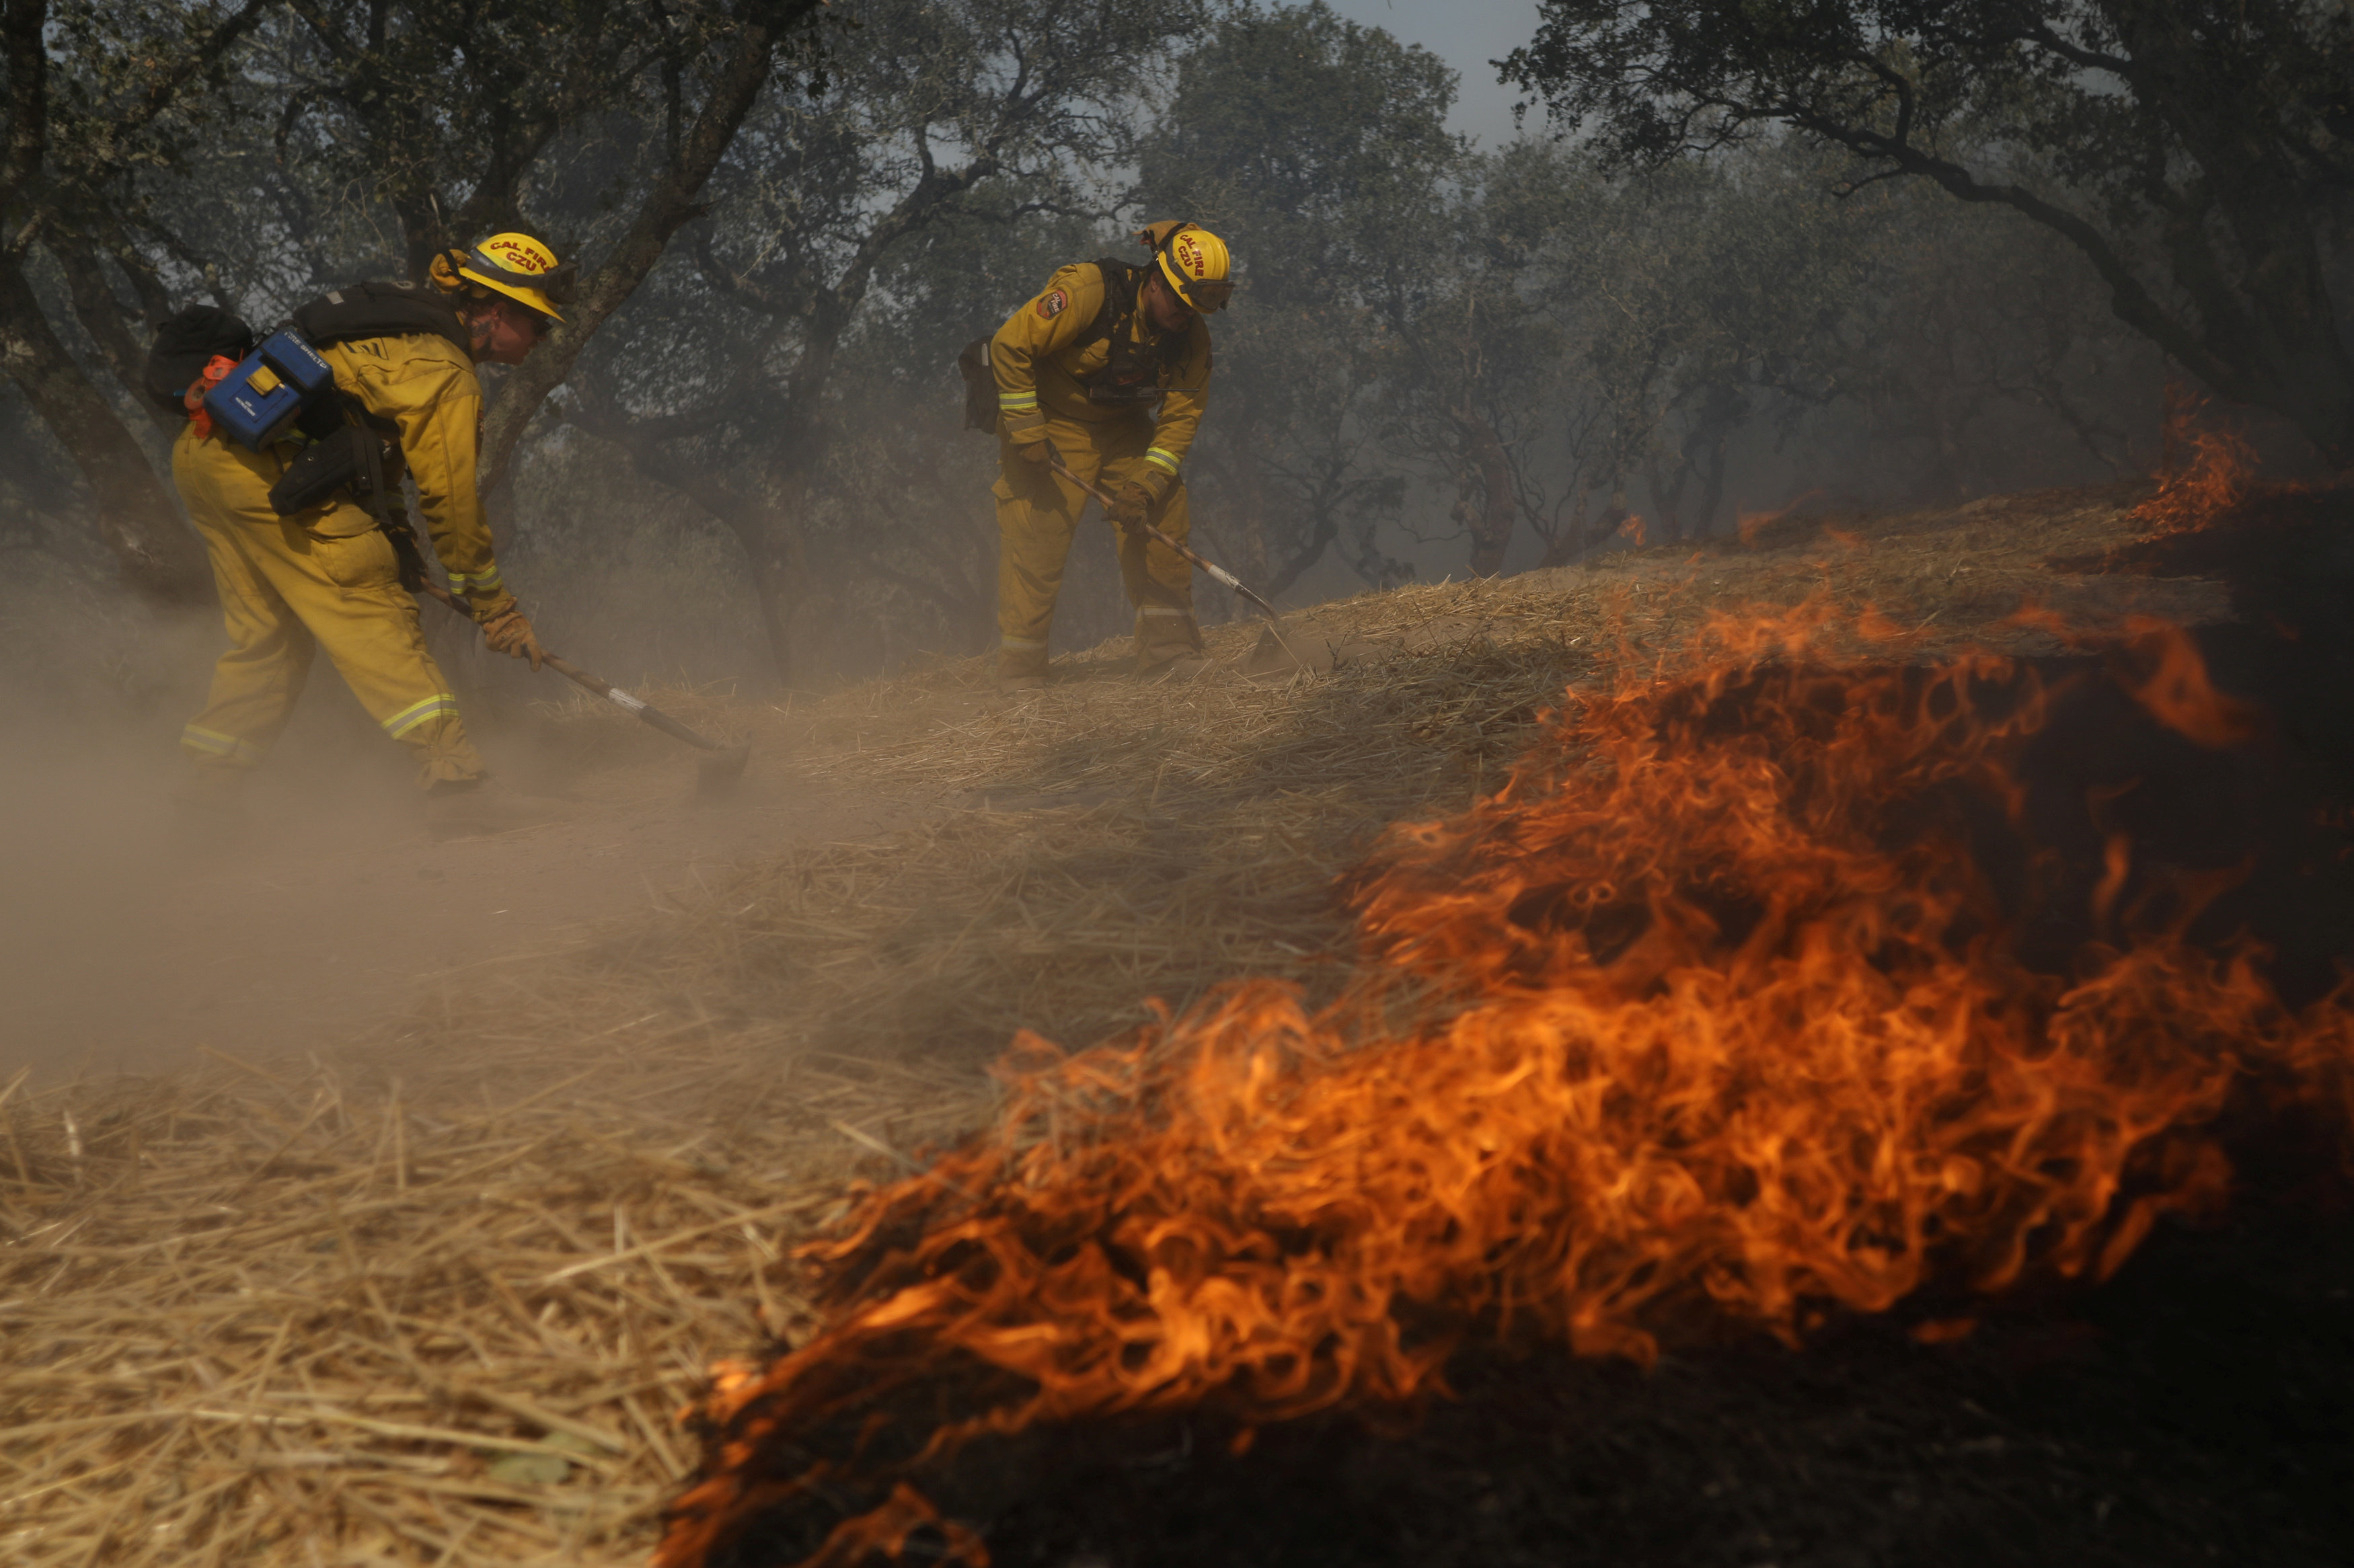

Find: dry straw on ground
[3,487,2215,1566]
[0,1040,984,1567]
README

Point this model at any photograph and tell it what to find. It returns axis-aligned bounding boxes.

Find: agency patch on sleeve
[1035,288,1068,320]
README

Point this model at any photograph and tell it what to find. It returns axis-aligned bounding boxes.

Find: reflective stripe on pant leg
[399,710,480,788]
[272,519,487,785]
[180,724,263,765]
[378,691,477,787]
[381,691,461,738]
[998,634,1049,678]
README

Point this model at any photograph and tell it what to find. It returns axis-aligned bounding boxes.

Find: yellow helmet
[1147,221,1233,314]
[429,231,573,321]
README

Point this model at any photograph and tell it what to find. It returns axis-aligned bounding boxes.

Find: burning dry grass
[655,602,2354,1566]
[1,483,2260,1567]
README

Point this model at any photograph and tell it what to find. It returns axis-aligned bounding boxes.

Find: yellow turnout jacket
[315,331,512,616]
[990,261,1213,488]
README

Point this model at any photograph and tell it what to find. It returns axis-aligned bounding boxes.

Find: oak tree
[1506,0,2354,469]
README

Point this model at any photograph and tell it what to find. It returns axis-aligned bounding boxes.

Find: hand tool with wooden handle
[416,580,751,798]
[1045,453,1309,672]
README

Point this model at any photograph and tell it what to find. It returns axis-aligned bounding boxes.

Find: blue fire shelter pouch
[201,328,338,450]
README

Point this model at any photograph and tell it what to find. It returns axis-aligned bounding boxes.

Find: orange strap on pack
[183,354,241,440]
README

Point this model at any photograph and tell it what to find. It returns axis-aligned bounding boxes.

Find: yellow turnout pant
[993,413,1203,676]
[174,425,484,788]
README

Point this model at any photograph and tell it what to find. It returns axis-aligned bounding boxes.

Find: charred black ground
[950,1198,2354,1568]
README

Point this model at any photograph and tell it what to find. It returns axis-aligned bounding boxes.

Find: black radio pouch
[270,420,426,591]
[268,400,417,589]
[268,423,373,516]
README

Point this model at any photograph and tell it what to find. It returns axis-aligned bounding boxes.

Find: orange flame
[1736,489,1825,547]
[2131,390,2279,537]
[2115,617,2258,748]
[656,605,2354,1568]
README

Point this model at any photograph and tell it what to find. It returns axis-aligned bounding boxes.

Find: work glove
[1004,408,1053,465]
[480,606,545,672]
[1107,481,1156,531]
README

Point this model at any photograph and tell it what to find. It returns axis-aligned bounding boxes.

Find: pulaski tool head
[695,737,753,803]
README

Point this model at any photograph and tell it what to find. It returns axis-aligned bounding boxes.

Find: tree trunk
[1692,435,1730,541]
[652,486,806,690]
[1646,451,1689,545]
[1682,384,1743,538]
[1225,401,1273,583]
[1462,413,1516,578]
[479,1,818,490]
[1535,478,1595,570]
[0,251,208,604]
[570,397,808,687]
[2111,3,2354,471]
[736,524,804,689]
[48,231,178,436]
[1264,508,1338,600]
[734,459,815,689]
[1811,96,2354,471]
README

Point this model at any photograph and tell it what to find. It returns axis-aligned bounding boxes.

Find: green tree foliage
[0,0,2233,699]
[250,0,830,485]
[1505,0,2354,469]
[1137,1,1455,592]
[3,0,268,603]
[5,0,829,606]
[1363,141,1562,578]
[566,0,1208,684]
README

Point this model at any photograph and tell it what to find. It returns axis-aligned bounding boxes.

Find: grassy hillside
[11,481,2346,1568]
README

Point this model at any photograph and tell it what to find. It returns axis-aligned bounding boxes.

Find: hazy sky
[1320,0,1548,148]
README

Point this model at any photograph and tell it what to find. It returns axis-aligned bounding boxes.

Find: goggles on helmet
[1172,274,1234,313]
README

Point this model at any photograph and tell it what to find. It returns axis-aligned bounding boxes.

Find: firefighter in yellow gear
[164,233,569,808]
[989,221,1233,686]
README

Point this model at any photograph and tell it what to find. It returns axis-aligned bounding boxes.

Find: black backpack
[291,280,470,355]
[143,305,256,417]
[264,282,467,529]
[954,259,1188,431]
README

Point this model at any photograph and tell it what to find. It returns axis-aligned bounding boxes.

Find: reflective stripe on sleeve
[180,724,260,763]
[998,391,1038,410]
[1144,446,1181,476]
[381,693,461,738]
[447,565,504,592]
